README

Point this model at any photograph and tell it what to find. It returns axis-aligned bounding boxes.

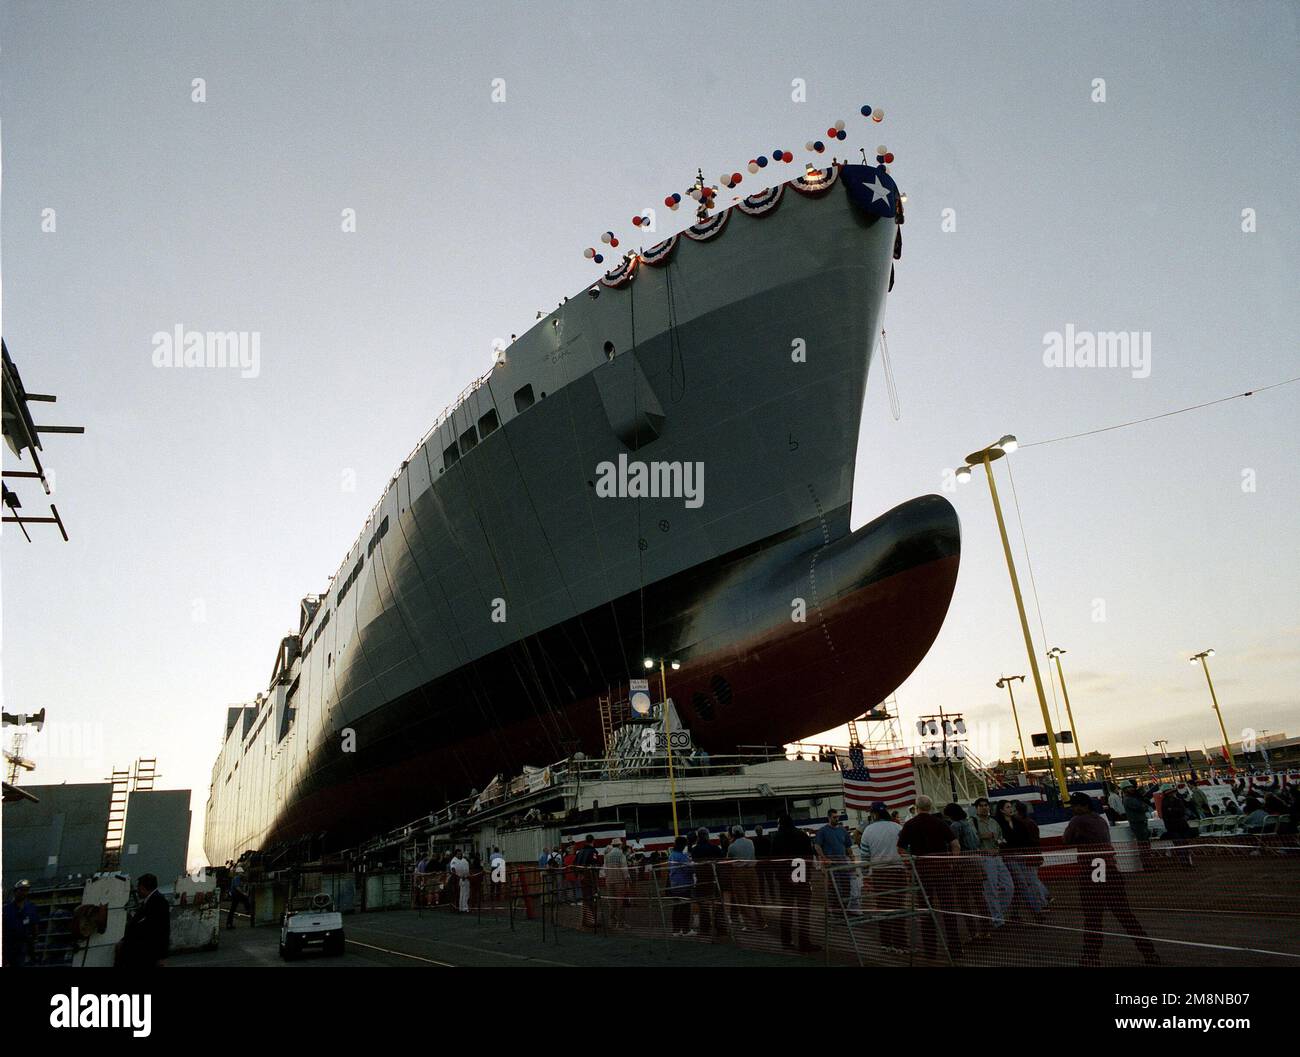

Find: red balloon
[732,172,742,184]
[610,237,619,248]
[884,152,894,163]
[664,196,674,207]
[782,151,793,163]
[632,216,642,226]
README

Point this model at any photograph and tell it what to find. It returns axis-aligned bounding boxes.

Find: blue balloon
[837,130,847,140]
[672,192,681,202]
[861,105,872,116]
[814,140,825,152]
[876,154,885,163]
[756,156,768,167]
[594,254,604,264]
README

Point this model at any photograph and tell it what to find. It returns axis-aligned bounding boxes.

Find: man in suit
[117,873,170,967]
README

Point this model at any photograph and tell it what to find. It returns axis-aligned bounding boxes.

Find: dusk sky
[2,1,1296,869]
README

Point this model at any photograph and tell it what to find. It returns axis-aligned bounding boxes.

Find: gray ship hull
[205,167,960,862]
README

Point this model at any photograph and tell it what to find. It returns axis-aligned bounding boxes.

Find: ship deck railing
[349,749,839,856]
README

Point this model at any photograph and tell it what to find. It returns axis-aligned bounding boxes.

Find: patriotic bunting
[600,256,638,288]
[737,183,784,216]
[684,209,729,242]
[640,234,679,267]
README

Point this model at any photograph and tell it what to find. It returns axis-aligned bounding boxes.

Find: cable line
[1021,375,1300,449]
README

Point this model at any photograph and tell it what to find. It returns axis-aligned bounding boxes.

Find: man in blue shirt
[3,881,40,967]
[814,809,852,908]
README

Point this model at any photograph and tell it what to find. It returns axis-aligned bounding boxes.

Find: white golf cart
[279,892,345,960]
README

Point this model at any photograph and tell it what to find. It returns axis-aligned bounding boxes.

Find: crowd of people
[402,779,1299,962]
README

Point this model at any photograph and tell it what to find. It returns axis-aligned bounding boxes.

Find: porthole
[711,675,733,706]
[693,691,715,721]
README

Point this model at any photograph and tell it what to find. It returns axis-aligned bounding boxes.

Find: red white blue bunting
[640,234,679,267]
[684,209,730,242]
[737,183,784,217]
[600,256,639,288]
[789,164,841,197]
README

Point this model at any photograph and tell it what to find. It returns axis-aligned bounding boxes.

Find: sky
[2,1,1297,870]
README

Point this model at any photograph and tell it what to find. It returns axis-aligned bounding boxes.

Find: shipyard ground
[169,908,817,968]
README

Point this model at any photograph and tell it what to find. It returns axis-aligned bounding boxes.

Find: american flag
[838,747,917,810]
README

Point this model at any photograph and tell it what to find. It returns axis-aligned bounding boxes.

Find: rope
[1021,375,1300,449]
[1003,457,1062,731]
[879,329,901,421]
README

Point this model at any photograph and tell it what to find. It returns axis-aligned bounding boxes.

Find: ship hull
[205,168,960,864]
[261,495,959,848]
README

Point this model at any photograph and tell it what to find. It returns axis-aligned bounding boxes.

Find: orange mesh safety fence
[450,838,1300,966]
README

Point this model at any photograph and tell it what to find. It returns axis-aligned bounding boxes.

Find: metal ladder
[598,694,615,756]
[101,767,131,869]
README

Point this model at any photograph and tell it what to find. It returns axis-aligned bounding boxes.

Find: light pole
[956,436,1070,803]
[996,675,1029,774]
[1046,647,1084,771]
[644,656,682,836]
[1153,739,1170,781]
[1190,649,1233,769]
[918,711,967,802]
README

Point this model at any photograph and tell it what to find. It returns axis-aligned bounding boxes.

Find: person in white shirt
[859,803,907,952]
[488,847,505,898]
[601,839,630,928]
[860,804,903,865]
[449,849,471,913]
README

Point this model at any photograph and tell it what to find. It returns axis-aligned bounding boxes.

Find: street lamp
[643,656,683,835]
[957,436,1071,803]
[996,675,1029,774]
[1190,649,1233,768]
[1046,647,1084,770]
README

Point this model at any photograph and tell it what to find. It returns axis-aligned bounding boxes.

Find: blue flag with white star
[843,164,898,217]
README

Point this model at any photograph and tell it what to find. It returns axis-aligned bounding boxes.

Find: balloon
[876,155,884,163]
[594,254,604,264]
[872,108,884,122]
[826,127,837,138]
[834,119,845,131]
[860,104,872,117]
[877,144,887,155]
[584,248,595,258]
[884,152,894,163]
[771,152,782,163]
[632,216,642,227]
[601,232,612,244]
[813,140,825,152]
[782,151,793,162]
[731,172,741,184]
[748,161,759,173]
[664,196,674,207]
[836,130,846,140]
[757,156,768,167]
[672,192,681,202]
[610,238,619,248]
